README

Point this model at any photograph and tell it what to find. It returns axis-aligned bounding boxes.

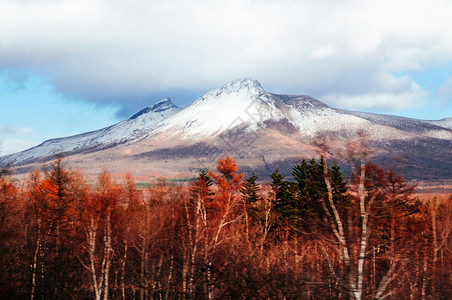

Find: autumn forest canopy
[0,154,451,299]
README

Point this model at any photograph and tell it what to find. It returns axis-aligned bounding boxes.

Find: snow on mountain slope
[274,94,369,137]
[347,111,452,140]
[158,78,285,138]
[273,94,414,140]
[348,111,447,132]
[423,117,452,130]
[0,98,181,165]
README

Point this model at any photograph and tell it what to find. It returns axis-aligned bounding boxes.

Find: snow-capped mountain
[0,98,181,166]
[154,78,452,142]
[1,78,451,181]
[157,78,285,137]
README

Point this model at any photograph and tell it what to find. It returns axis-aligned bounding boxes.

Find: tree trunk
[87,216,102,300]
[31,219,42,300]
[321,156,356,298]
[189,209,200,299]
[140,234,147,300]
[421,252,428,300]
[103,212,112,300]
[121,239,128,300]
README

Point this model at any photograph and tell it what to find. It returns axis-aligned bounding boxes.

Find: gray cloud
[1,0,452,116]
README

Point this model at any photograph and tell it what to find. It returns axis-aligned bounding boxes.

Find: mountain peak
[222,78,264,93]
[223,78,263,91]
[202,78,265,99]
[150,98,176,112]
[130,98,177,119]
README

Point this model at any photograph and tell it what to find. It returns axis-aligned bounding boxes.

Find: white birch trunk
[103,211,112,300]
[321,156,356,297]
[188,200,201,299]
[140,234,147,300]
[86,216,102,300]
[121,239,128,300]
[30,218,42,300]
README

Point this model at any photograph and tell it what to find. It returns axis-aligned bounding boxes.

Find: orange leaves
[122,173,141,209]
[0,177,17,201]
[209,156,243,195]
[2,155,452,299]
[208,156,244,212]
[39,179,59,201]
[84,170,121,219]
[29,168,77,227]
[0,176,18,229]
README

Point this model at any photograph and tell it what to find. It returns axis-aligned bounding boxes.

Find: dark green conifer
[190,169,214,201]
[271,168,299,227]
[241,172,261,204]
[292,159,349,219]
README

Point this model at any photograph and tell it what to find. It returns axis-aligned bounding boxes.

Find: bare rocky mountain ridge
[1,78,451,181]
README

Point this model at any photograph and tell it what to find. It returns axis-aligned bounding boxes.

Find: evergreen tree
[292,159,325,219]
[241,172,261,204]
[292,159,349,215]
[199,169,213,188]
[32,155,82,298]
[270,160,349,233]
[329,162,349,207]
[190,169,214,203]
[271,168,299,228]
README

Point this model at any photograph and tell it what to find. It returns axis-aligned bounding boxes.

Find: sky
[1,0,452,156]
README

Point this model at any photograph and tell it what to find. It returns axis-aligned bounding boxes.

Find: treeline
[0,156,451,299]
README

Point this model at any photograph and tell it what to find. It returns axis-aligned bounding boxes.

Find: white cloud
[0,124,32,137]
[310,44,337,60]
[323,73,429,111]
[324,89,428,112]
[0,0,451,113]
[0,138,38,156]
[0,125,34,155]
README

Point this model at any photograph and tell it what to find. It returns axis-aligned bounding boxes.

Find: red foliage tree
[208,155,243,212]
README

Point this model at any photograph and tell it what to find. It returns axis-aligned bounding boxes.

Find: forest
[0,154,451,299]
